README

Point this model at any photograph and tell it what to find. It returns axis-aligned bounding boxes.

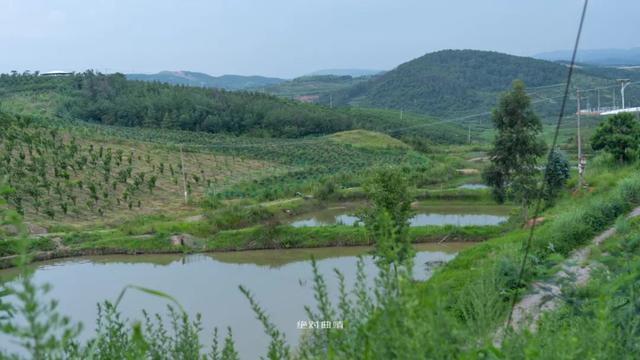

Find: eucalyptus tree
[483,80,546,220]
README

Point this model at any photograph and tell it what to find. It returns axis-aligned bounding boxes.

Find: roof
[600,107,640,116]
[40,70,73,76]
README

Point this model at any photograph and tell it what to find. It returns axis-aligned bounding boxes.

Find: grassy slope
[326,130,410,149]
[500,216,640,358]
[382,157,640,357]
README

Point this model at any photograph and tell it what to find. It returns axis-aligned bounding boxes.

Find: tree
[482,80,546,219]
[591,112,640,163]
[543,149,570,207]
[361,167,414,269]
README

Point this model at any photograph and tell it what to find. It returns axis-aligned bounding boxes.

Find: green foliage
[591,112,640,163]
[0,72,465,143]
[501,219,640,359]
[313,179,338,201]
[207,204,275,233]
[361,168,415,271]
[483,80,546,211]
[262,74,369,98]
[326,129,410,149]
[532,175,640,258]
[239,286,290,360]
[0,274,82,359]
[330,50,570,117]
[543,149,570,207]
[0,110,173,219]
[2,168,640,359]
[201,184,222,209]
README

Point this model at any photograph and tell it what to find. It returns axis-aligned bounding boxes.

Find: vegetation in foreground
[1,148,640,359]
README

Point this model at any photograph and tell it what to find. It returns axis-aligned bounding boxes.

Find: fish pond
[288,201,511,228]
[0,243,471,359]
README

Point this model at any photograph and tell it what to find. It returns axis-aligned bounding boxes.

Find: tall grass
[499,218,640,359]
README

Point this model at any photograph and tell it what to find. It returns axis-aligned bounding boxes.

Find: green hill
[326,130,410,149]
[126,71,286,90]
[330,50,569,116]
[327,49,638,120]
[0,72,469,144]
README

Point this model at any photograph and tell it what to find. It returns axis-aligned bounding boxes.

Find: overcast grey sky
[1,0,638,78]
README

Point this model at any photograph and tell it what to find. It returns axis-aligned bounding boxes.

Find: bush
[314,179,337,201]
[533,174,640,257]
[208,205,274,232]
[201,184,222,209]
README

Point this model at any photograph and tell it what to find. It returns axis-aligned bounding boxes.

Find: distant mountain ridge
[307,69,384,77]
[535,48,640,66]
[126,71,286,90]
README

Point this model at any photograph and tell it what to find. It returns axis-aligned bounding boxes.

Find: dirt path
[494,206,640,346]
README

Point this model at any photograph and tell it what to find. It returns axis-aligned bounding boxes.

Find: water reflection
[289,205,509,227]
[457,183,489,190]
[0,243,471,359]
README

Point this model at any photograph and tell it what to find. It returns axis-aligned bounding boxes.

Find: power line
[505,0,589,333]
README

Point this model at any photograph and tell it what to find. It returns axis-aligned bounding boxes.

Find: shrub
[314,179,337,201]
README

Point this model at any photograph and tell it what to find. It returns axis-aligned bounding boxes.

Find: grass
[0,224,502,266]
[326,129,410,149]
[379,158,640,357]
[499,216,640,358]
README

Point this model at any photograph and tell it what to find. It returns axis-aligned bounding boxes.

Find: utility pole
[597,88,600,111]
[180,145,188,204]
[400,108,403,121]
[576,89,585,188]
[468,125,471,144]
[617,79,631,109]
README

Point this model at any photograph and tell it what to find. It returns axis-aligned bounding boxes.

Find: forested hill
[126,71,286,90]
[0,72,468,143]
[328,50,571,116]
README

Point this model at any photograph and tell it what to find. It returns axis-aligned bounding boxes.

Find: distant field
[326,130,410,149]
[260,75,372,99]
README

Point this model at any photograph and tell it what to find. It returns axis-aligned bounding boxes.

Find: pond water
[289,203,509,228]
[457,183,489,190]
[0,243,471,359]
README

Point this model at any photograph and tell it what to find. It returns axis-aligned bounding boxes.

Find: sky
[1,0,638,78]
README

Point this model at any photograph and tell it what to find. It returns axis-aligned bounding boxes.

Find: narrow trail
[494,206,640,346]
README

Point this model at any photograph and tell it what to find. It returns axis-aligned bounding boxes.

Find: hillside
[261,75,374,100]
[126,71,286,90]
[329,50,570,116]
[326,49,637,120]
[0,72,469,144]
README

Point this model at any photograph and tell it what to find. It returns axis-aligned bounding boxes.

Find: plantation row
[56,119,428,169]
[0,108,440,220]
[29,117,435,200]
[0,112,290,220]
